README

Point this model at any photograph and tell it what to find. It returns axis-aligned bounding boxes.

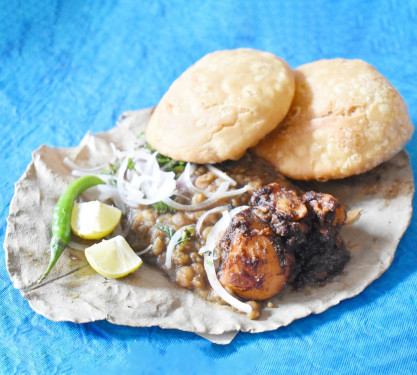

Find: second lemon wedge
[85,235,143,278]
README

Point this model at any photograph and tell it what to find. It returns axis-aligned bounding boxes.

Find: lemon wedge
[85,235,143,278]
[71,201,122,240]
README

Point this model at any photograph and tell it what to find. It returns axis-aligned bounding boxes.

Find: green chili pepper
[39,175,105,281]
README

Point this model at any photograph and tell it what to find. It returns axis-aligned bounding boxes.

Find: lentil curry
[125,153,349,319]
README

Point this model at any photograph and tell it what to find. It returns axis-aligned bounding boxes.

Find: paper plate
[4,108,414,337]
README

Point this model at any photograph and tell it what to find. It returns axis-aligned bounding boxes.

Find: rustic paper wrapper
[4,108,414,344]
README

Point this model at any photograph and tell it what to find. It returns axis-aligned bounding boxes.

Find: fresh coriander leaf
[145,142,156,152]
[163,159,186,176]
[127,157,135,171]
[178,227,195,244]
[99,160,121,176]
[145,142,185,177]
[172,164,186,174]
[136,131,145,139]
[155,223,175,239]
[152,201,177,214]
[205,258,213,267]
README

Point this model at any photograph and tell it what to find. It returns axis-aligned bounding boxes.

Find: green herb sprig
[155,223,175,239]
[178,227,195,244]
[145,143,186,177]
[152,201,177,214]
[99,160,121,186]
[127,157,135,171]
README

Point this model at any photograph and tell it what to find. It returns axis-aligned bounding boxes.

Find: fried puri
[254,59,414,181]
[146,49,295,164]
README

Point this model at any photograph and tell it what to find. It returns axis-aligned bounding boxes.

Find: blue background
[2,0,417,373]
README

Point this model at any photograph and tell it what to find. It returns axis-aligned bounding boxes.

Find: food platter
[5,108,414,335]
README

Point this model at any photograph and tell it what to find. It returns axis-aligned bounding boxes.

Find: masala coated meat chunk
[295,191,349,287]
[249,183,310,252]
[218,209,293,300]
[218,183,349,300]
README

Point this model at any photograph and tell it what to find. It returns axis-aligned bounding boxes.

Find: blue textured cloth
[1,0,417,373]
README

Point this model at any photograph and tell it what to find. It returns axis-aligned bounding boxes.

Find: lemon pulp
[71,201,122,240]
[85,235,143,278]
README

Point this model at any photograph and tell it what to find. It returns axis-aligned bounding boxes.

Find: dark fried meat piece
[304,191,346,234]
[218,208,293,300]
[295,191,349,287]
[250,183,310,252]
[219,183,350,300]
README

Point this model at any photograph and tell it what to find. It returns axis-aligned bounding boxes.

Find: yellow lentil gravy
[124,153,349,318]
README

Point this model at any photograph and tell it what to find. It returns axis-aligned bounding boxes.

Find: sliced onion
[124,175,150,196]
[216,181,230,194]
[207,165,237,186]
[63,157,110,174]
[136,244,153,256]
[96,185,126,214]
[229,205,250,217]
[134,133,146,148]
[204,252,252,314]
[176,163,199,193]
[162,184,251,211]
[177,163,217,197]
[210,183,250,198]
[198,211,230,255]
[97,184,120,196]
[144,152,160,181]
[165,224,196,269]
[113,146,128,161]
[114,154,177,207]
[198,205,249,256]
[131,149,157,173]
[116,156,130,200]
[195,205,229,236]
[66,141,251,217]
[109,142,118,155]
[177,163,236,199]
[124,179,176,206]
[199,207,252,314]
[67,241,88,251]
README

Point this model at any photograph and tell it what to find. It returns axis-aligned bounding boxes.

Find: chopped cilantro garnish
[178,227,195,244]
[127,157,135,171]
[155,223,175,239]
[205,258,213,267]
[100,160,121,176]
[152,201,177,214]
[136,131,145,139]
[145,142,155,152]
[145,143,186,177]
